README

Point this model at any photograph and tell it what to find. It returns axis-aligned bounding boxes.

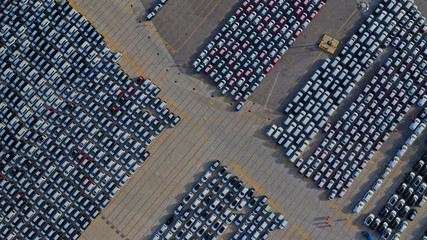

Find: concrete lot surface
[71,0,427,239]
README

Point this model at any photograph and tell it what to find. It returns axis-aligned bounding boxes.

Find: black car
[209,160,220,171]
[413,160,424,172]
[408,209,418,221]
[233,181,243,192]
[224,192,234,203]
[165,215,175,225]
[399,206,410,217]
[377,222,388,234]
[402,187,414,199]
[379,205,390,217]
[218,166,228,176]
[404,172,416,183]
[203,195,213,206]
[390,217,401,229]
[369,218,380,230]
[228,176,238,188]
[407,194,419,206]
[246,188,256,200]
[396,183,407,194]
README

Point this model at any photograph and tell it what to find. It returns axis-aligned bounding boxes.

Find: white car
[192,59,201,68]
[353,201,365,213]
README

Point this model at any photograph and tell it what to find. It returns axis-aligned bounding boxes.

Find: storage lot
[0,0,178,239]
[74,0,426,239]
[0,0,426,240]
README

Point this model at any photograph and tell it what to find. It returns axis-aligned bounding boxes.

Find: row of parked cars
[361,156,427,240]
[0,0,178,239]
[193,0,327,110]
[354,106,426,213]
[267,0,426,201]
[146,0,168,20]
[152,161,287,240]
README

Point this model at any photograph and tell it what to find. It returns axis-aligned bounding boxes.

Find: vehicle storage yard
[0,0,426,240]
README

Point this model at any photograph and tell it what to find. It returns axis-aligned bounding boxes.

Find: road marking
[126,139,209,238]
[265,167,272,175]
[231,164,286,214]
[333,8,358,38]
[324,195,362,231]
[264,71,280,108]
[159,0,197,35]
[184,0,239,63]
[400,201,426,238]
[191,79,198,87]
[169,0,212,41]
[175,0,225,52]
[172,0,218,46]
[89,5,94,9]
[283,225,296,240]
[90,120,195,240]
[295,225,312,240]
[291,193,299,200]
[305,206,313,214]
[225,128,232,134]
[119,130,202,235]
[209,101,215,105]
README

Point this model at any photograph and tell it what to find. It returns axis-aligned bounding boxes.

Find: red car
[253,0,261,5]
[309,11,318,20]
[265,64,274,73]
[228,58,236,66]
[246,4,254,13]
[236,7,244,16]
[231,42,240,52]
[45,109,54,119]
[236,69,244,78]
[204,64,214,74]
[272,55,281,65]
[224,30,233,39]
[293,0,301,8]
[316,1,325,10]
[82,177,92,186]
[295,6,303,16]
[126,86,135,97]
[137,76,145,85]
[302,0,310,6]
[219,47,227,56]
[0,175,3,181]
[228,77,237,87]
[294,28,303,37]
[76,153,85,162]
[234,92,243,102]
[241,41,249,49]
[109,106,118,115]
[15,192,24,201]
[80,157,91,167]
[279,16,287,25]
[244,68,253,77]
[256,23,264,32]
[242,0,250,8]
[267,0,275,7]
[263,14,271,23]
[209,47,218,57]
[299,12,307,22]
[114,89,124,99]
[259,50,268,59]
[272,25,280,34]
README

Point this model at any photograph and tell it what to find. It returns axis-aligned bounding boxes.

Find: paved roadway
[68,0,427,239]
